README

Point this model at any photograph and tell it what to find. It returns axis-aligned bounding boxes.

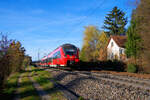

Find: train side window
[54,51,61,58]
[50,58,52,62]
[48,58,50,62]
[53,54,55,58]
[51,51,61,59]
[57,51,61,58]
[45,59,47,63]
[53,52,57,59]
[55,52,57,58]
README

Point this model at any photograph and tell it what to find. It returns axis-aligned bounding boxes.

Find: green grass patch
[2,67,41,100]
[32,67,66,100]
[18,73,40,100]
[21,72,29,77]
[3,72,20,94]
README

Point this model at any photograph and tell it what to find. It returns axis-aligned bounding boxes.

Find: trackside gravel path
[34,67,79,100]
[28,67,51,100]
[28,67,77,100]
[46,68,150,100]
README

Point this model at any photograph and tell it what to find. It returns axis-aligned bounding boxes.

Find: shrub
[127,64,137,73]
[78,96,84,100]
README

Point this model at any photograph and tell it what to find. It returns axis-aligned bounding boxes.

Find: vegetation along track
[31,67,80,100]
[28,70,51,100]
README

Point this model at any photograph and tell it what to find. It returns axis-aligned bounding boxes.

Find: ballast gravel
[47,69,150,100]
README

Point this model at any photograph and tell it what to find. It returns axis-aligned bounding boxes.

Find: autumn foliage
[80,26,109,62]
[0,33,31,86]
[135,0,150,73]
[98,32,109,61]
[80,26,100,62]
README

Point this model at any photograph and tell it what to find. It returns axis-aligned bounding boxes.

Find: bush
[78,96,84,100]
[127,64,137,73]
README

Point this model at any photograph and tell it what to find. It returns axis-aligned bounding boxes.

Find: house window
[111,42,113,47]
[119,49,123,54]
[111,53,114,59]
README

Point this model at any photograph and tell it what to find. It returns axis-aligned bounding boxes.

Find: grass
[18,72,40,100]
[3,72,20,95]
[2,66,71,100]
[0,72,20,100]
[2,67,40,100]
[32,67,67,100]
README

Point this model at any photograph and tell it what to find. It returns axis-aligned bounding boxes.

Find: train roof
[61,43,77,49]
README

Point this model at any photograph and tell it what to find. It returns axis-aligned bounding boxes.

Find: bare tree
[0,33,12,57]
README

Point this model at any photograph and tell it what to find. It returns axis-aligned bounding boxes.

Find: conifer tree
[125,20,141,64]
[103,6,127,36]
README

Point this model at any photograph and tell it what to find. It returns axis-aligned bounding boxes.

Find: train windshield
[64,49,77,55]
[62,44,77,56]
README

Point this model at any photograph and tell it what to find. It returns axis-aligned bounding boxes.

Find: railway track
[79,72,150,91]
[45,68,150,91]
[92,72,150,86]
[75,71,150,86]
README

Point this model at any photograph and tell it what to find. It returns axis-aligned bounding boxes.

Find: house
[107,35,127,60]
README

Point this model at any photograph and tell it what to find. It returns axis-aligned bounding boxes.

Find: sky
[0,0,135,61]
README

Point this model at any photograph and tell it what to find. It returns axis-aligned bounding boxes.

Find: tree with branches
[103,6,128,36]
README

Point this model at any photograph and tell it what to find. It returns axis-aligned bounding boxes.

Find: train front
[62,44,79,66]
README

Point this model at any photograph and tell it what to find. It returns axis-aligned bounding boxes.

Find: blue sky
[0,0,135,61]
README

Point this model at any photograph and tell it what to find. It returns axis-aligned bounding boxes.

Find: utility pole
[38,48,40,61]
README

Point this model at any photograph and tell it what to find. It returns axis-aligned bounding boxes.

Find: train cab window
[65,49,77,56]
[62,44,77,56]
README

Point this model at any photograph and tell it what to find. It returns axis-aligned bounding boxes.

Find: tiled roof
[110,35,127,48]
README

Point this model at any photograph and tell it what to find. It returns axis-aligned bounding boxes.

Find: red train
[40,44,79,67]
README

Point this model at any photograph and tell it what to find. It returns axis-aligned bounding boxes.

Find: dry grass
[92,70,150,79]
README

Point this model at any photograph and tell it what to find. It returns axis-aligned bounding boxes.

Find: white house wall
[107,38,121,60]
